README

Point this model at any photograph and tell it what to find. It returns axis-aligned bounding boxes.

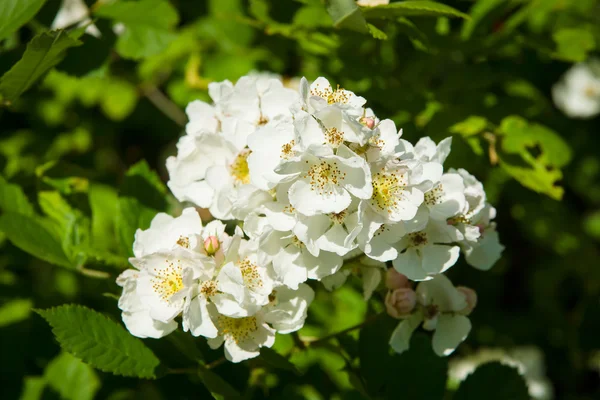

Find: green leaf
[500,161,564,200]
[553,27,596,62]
[0,31,82,104]
[460,0,506,40]
[260,347,301,375]
[94,0,179,60]
[0,212,73,268]
[115,197,159,256]
[450,116,489,137]
[584,210,600,241]
[0,298,32,328]
[325,0,369,33]
[367,23,388,40]
[0,176,34,215]
[100,79,138,121]
[396,17,430,51]
[19,377,46,400]
[454,362,529,400]
[44,352,100,400]
[36,305,160,378]
[0,0,47,41]
[362,1,469,20]
[89,183,119,252]
[122,160,168,210]
[197,366,241,398]
[499,116,571,168]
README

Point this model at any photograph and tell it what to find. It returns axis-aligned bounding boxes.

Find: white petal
[392,248,429,281]
[432,314,471,356]
[421,245,460,275]
[216,262,245,302]
[464,230,504,271]
[389,313,422,354]
[122,310,177,339]
[183,295,218,338]
[289,179,351,216]
[305,249,343,280]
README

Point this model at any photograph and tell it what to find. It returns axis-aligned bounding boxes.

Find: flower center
[238,258,263,290]
[217,315,258,344]
[200,280,218,297]
[280,140,296,159]
[325,127,344,147]
[329,209,347,224]
[371,169,407,213]
[585,85,599,98]
[151,260,184,302]
[424,184,444,206]
[408,232,428,247]
[230,149,251,184]
[306,161,346,195]
[176,235,190,248]
[291,235,305,248]
[311,83,350,104]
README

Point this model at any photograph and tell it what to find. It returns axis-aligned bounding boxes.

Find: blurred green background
[1,0,600,399]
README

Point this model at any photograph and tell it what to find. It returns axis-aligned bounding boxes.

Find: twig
[206,356,227,369]
[167,367,198,375]
[140,84,187,127]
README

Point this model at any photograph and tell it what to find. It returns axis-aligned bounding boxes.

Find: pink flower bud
[385,268,410,290]
[204,236,220,255]
[360,116,375,129]
[457,286,477,315]
[385,288,417,319]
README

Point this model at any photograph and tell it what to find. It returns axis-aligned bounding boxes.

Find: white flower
[185,100,219,136]
[391,220,460,281]
[413,137,452,165]
[166,134,237,208]
[207,308,276,363]
[423,173,467,221]
[280,145,372,216]
[552,61,600,119]
[131,248,215,323]
[461,204,504,271]
[212,238,275,317]
[132,207,202,258]
[51,0,100,37]
[263,283,315,333]
[389,274,472,356]
[259,228,343,289]
[116,269,177,339]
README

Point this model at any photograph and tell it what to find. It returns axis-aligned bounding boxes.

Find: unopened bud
[385,268,410,290]
[360,116,375,129]
[385,288,417,319]
[457,286,477,315]
[204,236,220,255]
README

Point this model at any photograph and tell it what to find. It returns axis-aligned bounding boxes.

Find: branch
[140,84,187,127]
[300,313,382,348]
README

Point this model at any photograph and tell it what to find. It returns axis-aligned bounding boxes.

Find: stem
[140,84,187,127]
[167,367,197,375]
[301,314,382,348]
[205,356,227,369]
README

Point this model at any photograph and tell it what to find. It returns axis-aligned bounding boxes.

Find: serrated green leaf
[367,23,388,40]
[553,27,596,62]
[0,0,47,41]
[94,0,179,60]
[36,305,160,378]
[450,116,489,137]
[362,1,469,20]
[197,366,241,398]
[454,361,529,400]
[0,212,73,268]
[0,176,34,215]
[45,352,100,400]
[325,0,369,33]
[116,197,159,256]
[0,31,82,104]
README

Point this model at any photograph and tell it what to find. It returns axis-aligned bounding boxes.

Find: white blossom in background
[119,73,504,363]
[448,347,554,400]
[552,60,600,119]
[51,0,101,37]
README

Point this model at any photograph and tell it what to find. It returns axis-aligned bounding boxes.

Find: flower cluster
[117,73,504,362]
